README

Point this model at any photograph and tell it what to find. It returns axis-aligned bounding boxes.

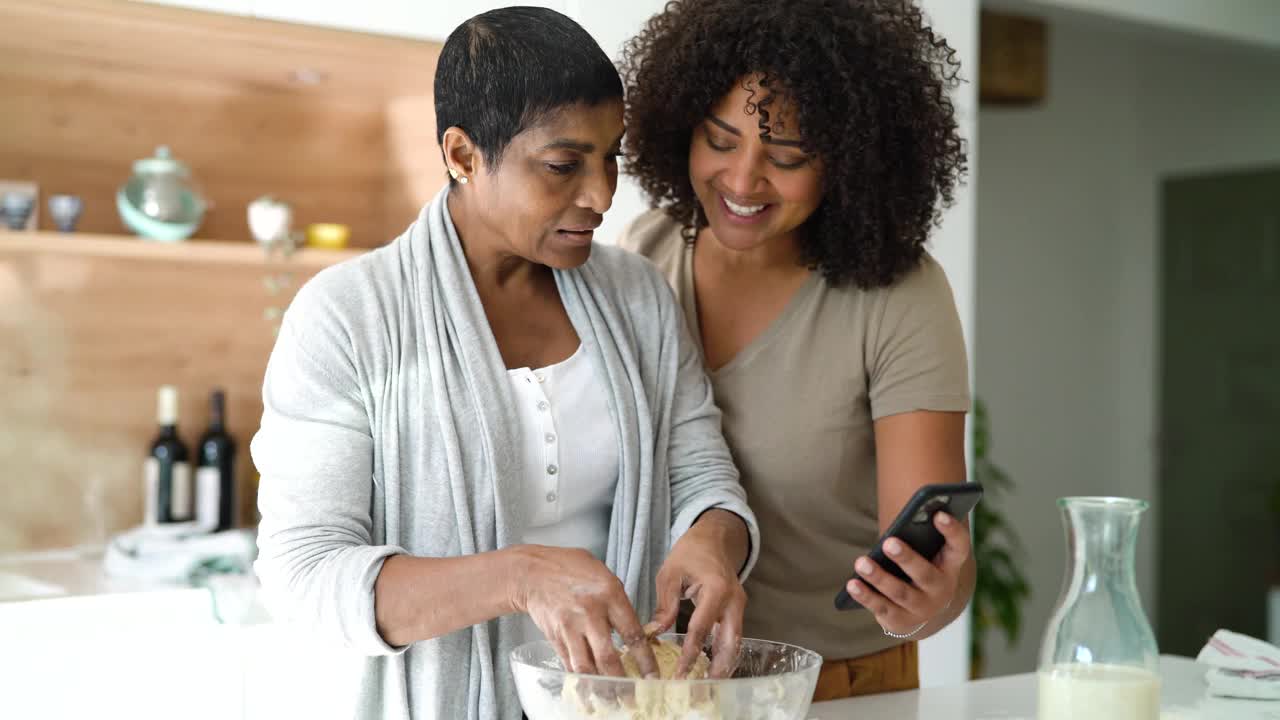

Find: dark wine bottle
[196,389,237,531]
[144,385,191,524]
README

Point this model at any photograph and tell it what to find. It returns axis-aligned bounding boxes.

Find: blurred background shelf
[0,0,443,247]
[0,0,442,559]
[0,227,355,553]
[0,230,364,268]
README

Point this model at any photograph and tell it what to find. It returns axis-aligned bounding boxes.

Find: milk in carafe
[1038,663,1160,720]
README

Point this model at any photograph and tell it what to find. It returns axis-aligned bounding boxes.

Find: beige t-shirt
[618,210,970,661]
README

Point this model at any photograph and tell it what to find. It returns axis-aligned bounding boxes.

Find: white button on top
[534,371,546,383]
[545,433,556,444]
[547,464,558,475]
[536,400,549,411]
[546,491,558,503]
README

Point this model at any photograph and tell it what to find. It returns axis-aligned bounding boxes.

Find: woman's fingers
[708,586,746,679]
[647,565,684,637]
[881,538,946,599]
[934,512,972,575]
[585,617,627,677]
[548,633,572,672]
[679,603,717,679]
[565,630,597,675]
[841,515,973,636]
[523,548,657,678]
[606,593,657,678]
[845,578,914,632]
[854,555,929,617]
[680,576,739,678]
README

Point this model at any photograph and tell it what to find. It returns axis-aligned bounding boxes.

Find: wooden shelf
[0,0,443,248]
[1,225,358,552]
[0,230,365,268]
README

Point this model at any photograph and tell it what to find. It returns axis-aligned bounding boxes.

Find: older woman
[251,8,758,720]
[619,0,974,701]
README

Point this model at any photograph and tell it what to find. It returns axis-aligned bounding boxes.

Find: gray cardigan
[251,187,760,720]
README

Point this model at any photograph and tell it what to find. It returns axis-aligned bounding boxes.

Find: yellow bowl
[306,222,350,249]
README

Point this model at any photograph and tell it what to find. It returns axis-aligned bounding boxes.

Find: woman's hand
[508,545,659,678]
[649,509,749,678]
[845,511,972,636]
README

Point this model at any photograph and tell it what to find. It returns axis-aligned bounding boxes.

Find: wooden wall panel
[0,0,444,248]
[0,233,359,552]
[0,0,448,552]
[384,94,444,233]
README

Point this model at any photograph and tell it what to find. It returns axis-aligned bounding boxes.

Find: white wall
[990,0,1280,50]
[976,13,1280,676]
[912,0,979,690]
[976,23,1143,676]
[564,0,669,248]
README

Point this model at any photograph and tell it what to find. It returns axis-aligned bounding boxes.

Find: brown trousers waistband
[813,641,920,702]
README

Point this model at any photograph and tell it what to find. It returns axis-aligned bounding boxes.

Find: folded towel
[103,525,256,583]
[1195,629,1280,700]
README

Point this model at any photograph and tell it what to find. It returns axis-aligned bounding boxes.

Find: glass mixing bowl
[511,633,822,720]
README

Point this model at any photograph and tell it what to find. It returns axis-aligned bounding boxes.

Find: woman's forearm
[374,547,524,647]
[691,508,751,575]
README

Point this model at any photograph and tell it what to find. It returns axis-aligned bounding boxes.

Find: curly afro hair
[620,0,967,288]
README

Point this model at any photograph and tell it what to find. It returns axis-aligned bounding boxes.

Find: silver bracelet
[882,620,929,639]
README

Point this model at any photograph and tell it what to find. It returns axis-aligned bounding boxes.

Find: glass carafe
[1038,497,1160,720]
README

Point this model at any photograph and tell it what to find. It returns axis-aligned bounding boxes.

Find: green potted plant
[970,398,1031,678]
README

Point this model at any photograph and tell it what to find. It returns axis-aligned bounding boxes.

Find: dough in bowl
[560,638,719,718]
[621,638,710,680]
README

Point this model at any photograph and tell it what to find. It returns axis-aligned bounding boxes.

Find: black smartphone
[834,482,983,611]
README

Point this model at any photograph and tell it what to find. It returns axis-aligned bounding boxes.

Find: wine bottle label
[171,462,193,520]
[143,458,160,525]
[195,466,221,529]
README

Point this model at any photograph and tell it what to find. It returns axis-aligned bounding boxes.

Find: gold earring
[449,167,469,185]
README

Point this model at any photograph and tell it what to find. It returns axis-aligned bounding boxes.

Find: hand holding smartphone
[834,482,983,611]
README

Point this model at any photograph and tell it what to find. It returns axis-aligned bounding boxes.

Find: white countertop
[810,655,1279,719]
[6,551,1278,719]
[0,546,185,601]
